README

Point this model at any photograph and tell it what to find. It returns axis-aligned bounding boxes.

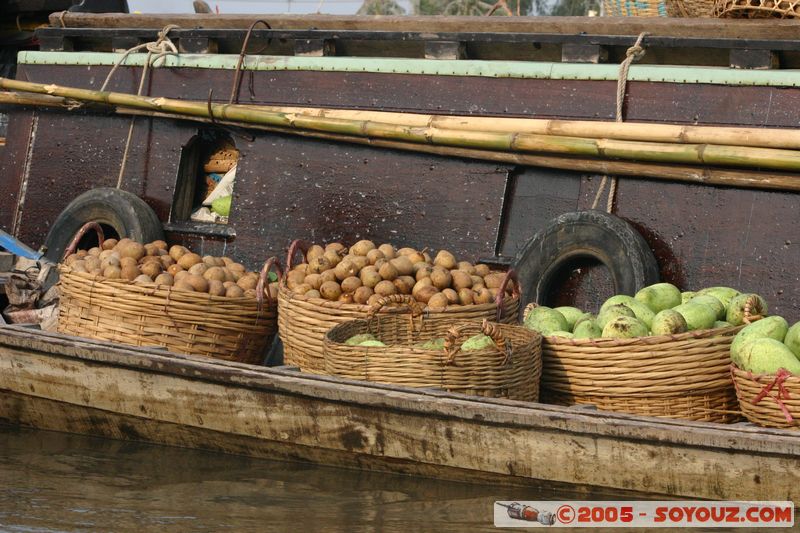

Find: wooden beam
[561,43,608,64]
[424,41,467,60]
[730,49,779,70]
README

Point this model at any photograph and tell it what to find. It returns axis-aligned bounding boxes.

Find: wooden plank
[177,37,219,55]
[730,49,779,70]
[424,41,467,60]
[561,43,608,64]
[47,14,800,41]
[293,38,335,57]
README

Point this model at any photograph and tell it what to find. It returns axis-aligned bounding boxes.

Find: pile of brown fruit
[285,240,514,309]
[63,238,277,299]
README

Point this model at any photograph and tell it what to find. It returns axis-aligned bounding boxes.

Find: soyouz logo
[493,501,794,528]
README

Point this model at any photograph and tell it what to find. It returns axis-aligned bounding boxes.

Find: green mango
[785,322,800,359]
[524,306,568,335]
[554,306,584,331]
[572,319,602,339]
[211,195,232,216]
[601,316,649,339]
[345,333,377,345]
[672,302,717,331]
[714,321,733,329]
[548,330,574,339]
[697,286,740,308]
[358,340,386,347]
[597,304,636,329]
[621,299,656,329]
[634,282,682,313]
[739,337,800,375]
[572,312,595,331]
[600,295,637,312]
[416,338,446,350]
[681,291,696,304]
[730,316,789,367]
[689,294,726,320]
[726,293,768,326]
[461,334,495,351]
[650,309,688,336]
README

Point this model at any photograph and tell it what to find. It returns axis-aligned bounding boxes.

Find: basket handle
[62,221,105,261]
[367,294,423,319]
[743,294,765,324]
[523,301,539,322]
[285,239,311,272]
[444,318,510,366]
[256,256,283,311]
[494,269,521,321]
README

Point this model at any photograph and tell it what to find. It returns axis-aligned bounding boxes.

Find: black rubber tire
[513,210,660,307]
[44,188,164,261]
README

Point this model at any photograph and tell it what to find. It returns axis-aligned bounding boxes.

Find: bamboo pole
[3,77,800,175]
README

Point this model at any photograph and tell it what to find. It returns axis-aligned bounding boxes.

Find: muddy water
[0,425,648,532]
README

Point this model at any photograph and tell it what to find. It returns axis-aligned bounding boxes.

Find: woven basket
[323,295,542,400]
[603,0,667,16]
[714,0,800,17]
[666,0,715,16]
[278,240,521,374]
[529,303,742,422]
[731,366,800,429]
[56,222,279,364]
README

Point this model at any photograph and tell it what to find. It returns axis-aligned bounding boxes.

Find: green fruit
[358,340,386,347]
[697,286,740,308]
[600,294,637,312]
[739,337,800,375]
[714,321,733,329]
[681,291,696,304]
[602,316,649,339]
[785,322,800,359]
[461,334,495,351]
[416,338,446,350]
[548,330,574,339]
[572,319,602,339]
[345,333,377,345]
[597,303,636,329]
[572,312,595,331]
[672,302,717,331]
[211,195,232,216]
[554,306,584,331]
[730,316,789,367]
[523,306,568,335]
[689,294,726,320]
[621,299,656,329]
[726,293,768,326]
[650,309,688,336]
[635,282,681,313]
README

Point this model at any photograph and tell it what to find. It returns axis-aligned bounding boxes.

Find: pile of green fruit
[343,333,490,351]
[523,282,766,340]
[730,317,800,375]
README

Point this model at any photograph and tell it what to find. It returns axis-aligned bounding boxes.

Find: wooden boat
[1,322,798,502]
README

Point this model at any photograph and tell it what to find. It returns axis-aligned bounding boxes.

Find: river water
[0,425,643,532]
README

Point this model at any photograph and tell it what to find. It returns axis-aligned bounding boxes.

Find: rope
[98,25,179,189]
[592,32,648,213]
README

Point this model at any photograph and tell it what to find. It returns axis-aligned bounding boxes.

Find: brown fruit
[84,256,101,273]
[140,255,161,265]
[144,243,159,257]
[412,277,433,298]
[433,250,457,270]
[396,247,417,256]
[408,251,426,264]
[140,261,162,279]
[338,293,354,304]
[442,288,459,305]
[236,275,259,291]
[304,273,323,290]
[188,263,208,276]
[390,256,414,276]
[348,255,369,272]
[305,289,321,299]
[286,270,306,290]
[319,281,342,301]
[222,268,236,283]
[151,240,168,250]
[366,249,385,265]
[374,280,397,297]
[341,276,363,294]
[322,249,343,268]
[457,261,476,275]
[293,263,308,276]
[154,273,174,287]
[334,259,359,281]
[159,256,175,269]
[203,266,226,282]
[133,274,153,284]
[120,256,138,269]
[350,240,376,256]
[202,255,218,267]
[186,274,209,293]
[378,261,399,281]
[353,286,374,305]
[101,238,118,251]
[119,242,146,261]
[488,288,500,299]
[451,270,473,291]
[88,247,102,257]
[103,265,122,279]
[307,256,332,274]
[244,289,257,299]
[473,287,493,304]
[168,245,188,261]
[266,282,279,300]
[360,268,382,289]
[430,267,452,290]
[483,272,505,289]
[64,255,79,267]
[373,258,388,270]
[293,283,313,295]
[413,285,439,304]
[427,293,449,310]
[474,264,490,277]
[393,276,415,295]
[223,281,235,289]
[121,264,141,281]
[367,294,383,306]
[167,264,184,276]
[228,262,246,273]
[98,249,117,261]
[207,279,226,296]
[470,275,484,288]
[415,264,433,281]
[377,244,395,259]
[306,244,325,262]
[458,288,474,306]
[225,285,244,298]
[173,280,195,292]
[320,270,337,283]
[174,271,190,282]
[325,242,346,254]
[71,261,87,273]
[178,252,202,270]
[76,250,88,258]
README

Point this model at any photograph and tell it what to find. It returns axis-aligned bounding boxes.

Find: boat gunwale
[1,324,798,456]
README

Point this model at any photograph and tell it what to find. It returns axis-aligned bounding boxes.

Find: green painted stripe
[17,50,800,87]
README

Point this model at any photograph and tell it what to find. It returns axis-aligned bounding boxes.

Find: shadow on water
[0,425,714,532]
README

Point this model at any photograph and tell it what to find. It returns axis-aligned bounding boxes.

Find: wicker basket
[714,0,800,17]
[323,295,542,400]
[666,0,715,16]
[278,240,521,374]
[57,222,279,364]
[731,365,800,429]
[603,0,667,16]
[530,304,742,422]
